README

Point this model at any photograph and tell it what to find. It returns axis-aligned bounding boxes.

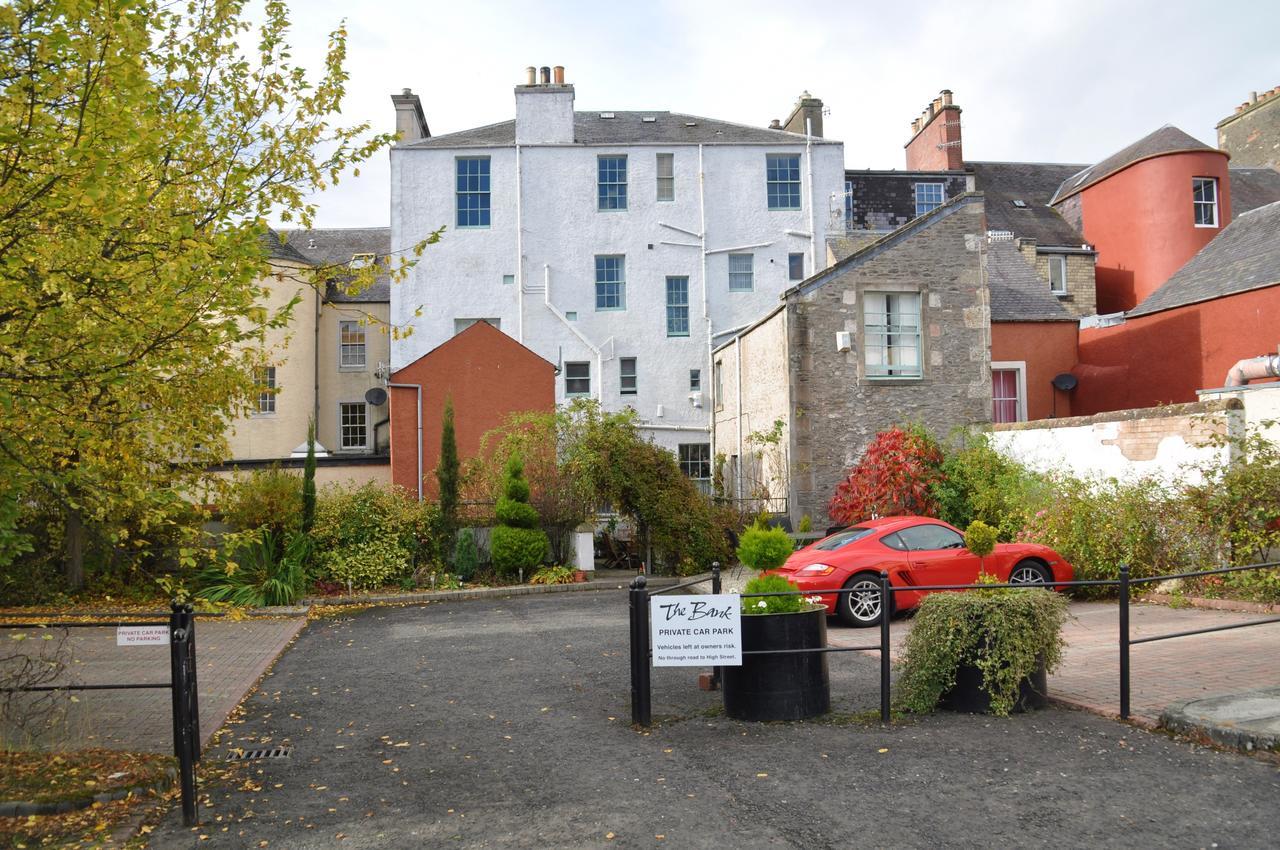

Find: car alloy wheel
[839,575,885,627]
[1009,561,1050,585]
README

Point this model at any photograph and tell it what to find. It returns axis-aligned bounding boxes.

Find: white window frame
[863,290,923,379]
[339,320,367,369]
[656,153,674,202]
[453,318,501,335]
[256,366,276,415]
[766,153,802,211]
[914,182,945,217]
[1193,177,1218,228]
[714,361,724,410]
[991,361,1028,423]
[665,276,689,337]
[595,255,626,311]
[728,253,754,292]
[678,443,712,492]
[339,401,368,450]
[1047,255,1068,295]
[689,369,701,393]
[619,357,637,396]
[565,361,591,397]
[597,155,628,211]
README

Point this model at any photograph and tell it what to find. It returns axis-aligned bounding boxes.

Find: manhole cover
[225,746,292,761]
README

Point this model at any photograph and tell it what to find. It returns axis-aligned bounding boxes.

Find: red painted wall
[1074,150,1231,313]
[991,322,1079,420]
[905,105,963,172]
[1074,285,1280,414]
[389,321,555,498]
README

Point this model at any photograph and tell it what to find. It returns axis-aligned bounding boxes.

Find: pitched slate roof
[968,161,1089,247]
[402,112,835,149]
[1128,200,1280,318]
[281,228,391,303]
[262,229,313,265]
[1230,167,1280,215]
[1050,125,1219,204]
[986,239,1075,322]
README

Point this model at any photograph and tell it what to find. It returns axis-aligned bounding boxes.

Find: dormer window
[1047,255,1068,295]
[1193,177,1218,228]
[349,252,375,269]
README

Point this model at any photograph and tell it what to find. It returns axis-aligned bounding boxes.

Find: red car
[773,516,1072,627]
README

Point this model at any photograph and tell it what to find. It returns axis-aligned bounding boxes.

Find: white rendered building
[389,66,845,486]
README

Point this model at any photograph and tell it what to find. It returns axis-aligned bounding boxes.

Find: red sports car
[772,516,1072,627]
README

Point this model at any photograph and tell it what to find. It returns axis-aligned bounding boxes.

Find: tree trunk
[64,505,86,591]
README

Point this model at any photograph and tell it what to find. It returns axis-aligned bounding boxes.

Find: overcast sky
[271,0,1280,229]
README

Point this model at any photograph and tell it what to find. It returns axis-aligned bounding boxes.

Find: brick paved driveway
[827,600,1280,723]
[1,617,305,752]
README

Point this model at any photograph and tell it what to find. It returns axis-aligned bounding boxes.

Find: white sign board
[116,626,169,646]
[650,594,742,667]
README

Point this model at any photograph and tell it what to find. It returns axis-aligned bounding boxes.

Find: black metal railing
[627,561,1280,727]
[0,602,206,825]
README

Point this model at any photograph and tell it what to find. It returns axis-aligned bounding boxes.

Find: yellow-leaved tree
[0,0,430,591]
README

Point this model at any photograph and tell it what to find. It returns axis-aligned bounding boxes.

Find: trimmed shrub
[742,574,805,615]
[311,483,442,590]
[736,525,794,572]
[491,454,548,577]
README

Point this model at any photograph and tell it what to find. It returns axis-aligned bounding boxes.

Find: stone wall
[1016,238,1097,316]
[785,195,991,522]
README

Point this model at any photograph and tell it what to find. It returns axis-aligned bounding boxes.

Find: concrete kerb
[1160,687,1280,754]
[299,574,679,610]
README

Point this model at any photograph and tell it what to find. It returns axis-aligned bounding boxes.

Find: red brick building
[389,321,555,499]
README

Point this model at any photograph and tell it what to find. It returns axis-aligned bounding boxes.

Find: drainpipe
[805,117,817,273]
[735,334,743,501]
[700,144,715,467]
[387,382,423,501]
[1225,354,1280,387]
[515,142,524,343]
[542,264,604,401]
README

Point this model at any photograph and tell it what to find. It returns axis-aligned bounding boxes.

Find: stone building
[714,193,991,526]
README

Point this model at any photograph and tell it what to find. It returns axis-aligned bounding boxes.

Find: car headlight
[796,563,835,576]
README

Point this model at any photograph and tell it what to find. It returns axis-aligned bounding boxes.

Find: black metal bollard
[879,571,891,723]
[1119,564,1130,720]
[184,603,201,763]
[629,575,651,727]
[168,603,184,765]
[172,626,198,827]
[710,562,722,691]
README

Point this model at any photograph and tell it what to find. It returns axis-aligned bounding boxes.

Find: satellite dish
[1051,373,1078,392]
[364,387,389,406]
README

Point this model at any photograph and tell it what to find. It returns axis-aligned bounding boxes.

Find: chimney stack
[781,90,825,137]
[390,87,430,144]
[516,63,575,144]
[904,88,963,171]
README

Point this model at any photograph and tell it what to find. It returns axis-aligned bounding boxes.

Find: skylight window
[1011,199,1028,209]
[599,112,615,119]
[641,116,657,123]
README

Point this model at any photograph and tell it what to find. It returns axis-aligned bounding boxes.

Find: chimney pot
[941,89,953,106]
[769,119,781,129]
[553,65,565,85]
[525,66,536,85]
[932,96,943,113]
[1250,91,1259,104]
[402,87,412,96]
[540,66,551,85]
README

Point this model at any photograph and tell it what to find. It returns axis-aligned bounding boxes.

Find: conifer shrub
[490,454,548,577]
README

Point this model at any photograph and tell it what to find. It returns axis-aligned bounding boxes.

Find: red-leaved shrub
[828,426,943,525]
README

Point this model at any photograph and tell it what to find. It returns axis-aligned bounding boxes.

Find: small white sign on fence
[116,625,169,647]
[650,594,742,667]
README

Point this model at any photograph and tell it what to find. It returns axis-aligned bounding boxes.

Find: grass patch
[1,749,173,806]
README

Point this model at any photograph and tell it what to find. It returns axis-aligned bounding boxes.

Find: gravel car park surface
[145,591,1280,849]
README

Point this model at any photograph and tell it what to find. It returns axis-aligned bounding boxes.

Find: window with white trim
[656,153,674,202]
[565,362,590,396]
[689,369,701,392]
[456,157,491,228]
[914,182,945,216]
[678,443,712,485]
[620,357,637,395]
[863,291,922,378]
[256,366,276,414]
[991,362,1027,423]
[339,320,366,368]
[665,276,689,336]
[1047,255,1068,295]
[340,402,368,449]
[766,154,801,210]
[595,255,625,310]
[714,361,723,410]
[1193,177,1218,227]
[598,155,627,211]
[453,318,501,334]
[728,253,754,292]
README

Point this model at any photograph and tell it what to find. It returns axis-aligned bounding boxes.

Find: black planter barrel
[940,655,1048,714]
[723,607,830,721]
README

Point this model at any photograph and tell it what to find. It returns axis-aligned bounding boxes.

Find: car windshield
[813,527,875,551]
